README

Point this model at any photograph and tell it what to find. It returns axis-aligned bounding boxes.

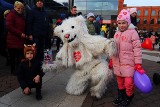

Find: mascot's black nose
[65,34,70,38]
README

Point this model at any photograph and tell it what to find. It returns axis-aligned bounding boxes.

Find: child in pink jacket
[111,9,144,107]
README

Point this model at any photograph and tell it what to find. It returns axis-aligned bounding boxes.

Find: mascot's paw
[105,38,117,57]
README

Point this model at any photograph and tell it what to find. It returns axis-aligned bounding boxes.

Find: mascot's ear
[75,15,89,34]
[75,15,86,23]
[54,25,62,37]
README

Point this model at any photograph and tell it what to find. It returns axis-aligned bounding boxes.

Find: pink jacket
[112,29,142,77]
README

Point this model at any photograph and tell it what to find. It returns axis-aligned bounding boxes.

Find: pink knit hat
[128,8,137,15]
[117,9,131,25]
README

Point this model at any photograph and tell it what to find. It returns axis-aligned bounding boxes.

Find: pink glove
[109,59,113,69]
[135,64,145,74]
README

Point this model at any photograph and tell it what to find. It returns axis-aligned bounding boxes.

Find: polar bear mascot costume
[42,15,117,99]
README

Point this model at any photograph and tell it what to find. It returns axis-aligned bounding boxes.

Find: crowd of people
[0,0,159,106]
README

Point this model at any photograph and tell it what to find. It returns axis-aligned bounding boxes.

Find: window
[144,10,148,16]
[150,18,154,24]
[137,10,141,16]
[151,10,156,16]
[158,18,160,24]
[137,18,140,24]
[143,19,147,24]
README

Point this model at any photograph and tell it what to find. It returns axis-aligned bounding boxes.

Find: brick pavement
[0,55,19,97]
[82,58,160,107]
[1,48,160,107]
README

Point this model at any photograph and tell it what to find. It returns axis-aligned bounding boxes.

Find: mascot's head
[54,15,89,46]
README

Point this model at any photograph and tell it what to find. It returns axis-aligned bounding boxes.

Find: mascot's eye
[71,26,74,29]
[62,30,64,33]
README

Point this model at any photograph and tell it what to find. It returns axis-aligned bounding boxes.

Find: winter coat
[109,26,116,38]
[6,9,25,49]
[17,59,45,89]
[93,21,101,35]
[86,20,95,35]
[26,7,50,38]
[130,16,137,26]
[112,28,142,77]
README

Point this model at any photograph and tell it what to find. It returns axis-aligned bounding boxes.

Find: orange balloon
[141,38,153,50]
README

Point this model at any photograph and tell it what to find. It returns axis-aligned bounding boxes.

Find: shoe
[119,94,134,107]
[112,89,125,106]
[36,94,42,100]
[36,88,42,100]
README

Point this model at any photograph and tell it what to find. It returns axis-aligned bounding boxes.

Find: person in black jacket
[108,22,117,38]
[17,44,45,100]
[26,0,50,62]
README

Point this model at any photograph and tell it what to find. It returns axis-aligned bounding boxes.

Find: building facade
[74,0,118,21]
[119,0,160,32]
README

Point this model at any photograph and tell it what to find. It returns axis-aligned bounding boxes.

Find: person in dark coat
[26,0,50,62]
[6,1,26,74]
[0,6,5,55]
[17,44,45,100]
[93,16,101,35]
[108,22,117,38]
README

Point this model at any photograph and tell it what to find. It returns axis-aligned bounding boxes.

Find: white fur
[42,15,117,99]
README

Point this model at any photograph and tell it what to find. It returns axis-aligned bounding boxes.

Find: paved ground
[82,47,160,107]
[0,55,19,97]
[1,46,160,107]
[82,58,160,107]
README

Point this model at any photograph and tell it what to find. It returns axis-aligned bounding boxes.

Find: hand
[108,59,113,69]
[28,35,33,40]
[23,87,30,94]
[33,75,40,83]
[135,64,145,74]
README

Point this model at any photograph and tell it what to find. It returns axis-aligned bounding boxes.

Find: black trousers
[8,48,23,74]
[27,80,42,90]
[33,37,45,62]
[24,78,42,95]
[56,37,61,51]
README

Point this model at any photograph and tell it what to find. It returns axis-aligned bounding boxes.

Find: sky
[124,0,160,6]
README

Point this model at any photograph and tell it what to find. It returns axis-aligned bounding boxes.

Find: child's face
[117,20,128,32]
[88,17,94,22]
[131,12,137,17]
[26,51,33,60]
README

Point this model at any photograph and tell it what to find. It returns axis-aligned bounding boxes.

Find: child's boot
[112,89,125,106]
[119,93,134,107]
[36,88,42,100]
